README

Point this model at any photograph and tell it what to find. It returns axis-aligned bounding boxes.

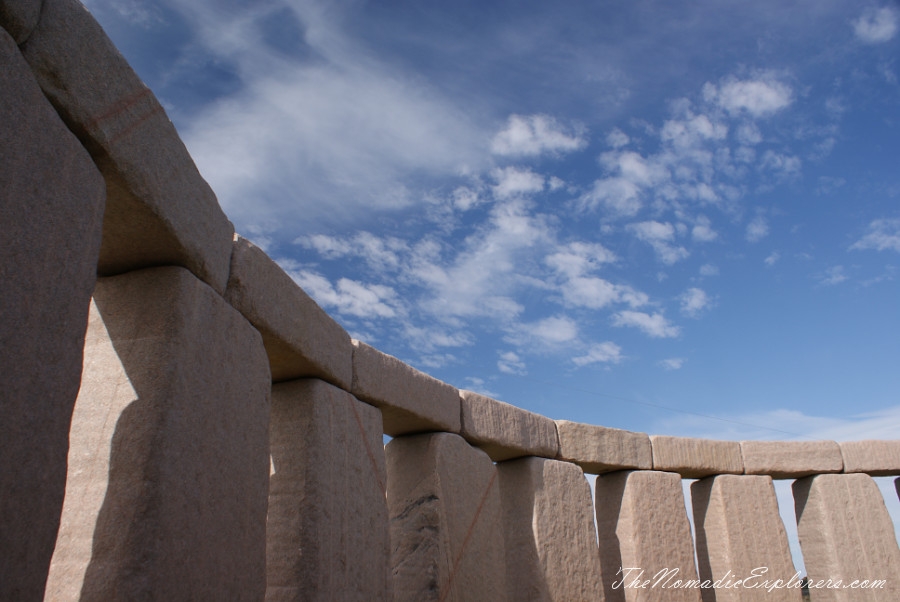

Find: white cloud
[491,167,545,200]
[490,114,586,157]
[606,127,630,148]
[691,215,718,242]
[298,231,407,270]
[699,264,719,277]
[573,342,623,367]
[578,177,643,217]
[545,242,617,278]
[820,265,847,286]
[760,150,801,177]
[520,315,580,345]
[850,218,900,252]
[853,7,899,44]
[680,287,713,317]
[288,269,400,318]
[612,310,680,338]
[746,216,769,242]
[660,113,727,149]
[629,221,690,264]
[764,251,780,266]
[562,277,648,310]
[497,351,527,375]
[659,358,685,370]
[704,75,793,118]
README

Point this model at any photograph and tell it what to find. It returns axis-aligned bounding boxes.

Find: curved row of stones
[3,1,899,600]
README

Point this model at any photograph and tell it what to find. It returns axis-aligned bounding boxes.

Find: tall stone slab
[793,473,900,601]
[386,433,507,602]
[0,29,105,602]
[595,470,702,602]
[44,267,271,601]
[266,379,391,601]
[498,457,603,601]
[20,0,235,293]
[692,475,801,601]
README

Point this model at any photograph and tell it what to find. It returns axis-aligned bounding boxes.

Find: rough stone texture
[839,440,900,477]
[20,0,234,293]
[0,0,42,43]
[460,390,559,461]
[556,420,652,474]
[497,457,603,601]
[226,236,353,388]
[0,29,105,602]
[386,433,507,602]
[352,340,460,436]
[741,440,843,479]
[793,473,900,601]
[651,436,743,478]
[267,379,390,601]
[692,475,801,602]
[595,470,702,602]
[44,267,271,601]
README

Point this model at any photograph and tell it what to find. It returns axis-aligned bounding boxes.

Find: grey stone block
[460,390,559,461]
[386,433,507,602]
[556,420,652,474]
[741,440,843,479]
[0,0,42,43]
[352,340,460,436]
[21,0,234,293]
[651,435,743,478]
[0,29,105,602]
[226,236,353,388]
[266,379,390,601]
[44,267,271,601]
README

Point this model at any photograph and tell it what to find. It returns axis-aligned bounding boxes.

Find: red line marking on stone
[85,88,154,131]
[107,105,164,146]
[438,468,498,602]
[348,395,387,497]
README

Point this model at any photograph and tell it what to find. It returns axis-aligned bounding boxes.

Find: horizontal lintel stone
[555,420,651,474]
[351,340,460,436]
[225,235,352,388]
[839,439,900,476]
[459,390,559,461]
[650,435,743,478]
[741,440,843,479]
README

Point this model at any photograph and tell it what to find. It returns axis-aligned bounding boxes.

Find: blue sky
[84,0,900,557]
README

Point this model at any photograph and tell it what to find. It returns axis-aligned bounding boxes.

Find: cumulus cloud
[680,287,713,317]
[612,310,680,338]
[703,75,793,118]
[514,315,580,346]
[853,7,899,44]
[497,351,527,375]
[606,127,630,148]
[288,269,400,318]
[850,218,900,252]
[491,167,545,200]
[573,342,623,367]
[746,215,769,242]
[691,215,718,242]
[491,114,586,157]
[629,221,690,264]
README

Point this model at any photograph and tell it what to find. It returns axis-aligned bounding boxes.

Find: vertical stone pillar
[0,29,105,602]
[595,470,701,602]
[44,266,271,601]
[266,379,391,601]
[691,475,801,601]
[793,473,900,601]
[497,457,603,601]
[386,432,507,602]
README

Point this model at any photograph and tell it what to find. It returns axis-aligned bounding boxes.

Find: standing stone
[266,379,391,601]
[793,473,900,601]
[0,28,104,602]
[498,457,603,601]
[386,433,507,602]
[44,267,271,601]
[595,470,702,602]
[692,475,801,601]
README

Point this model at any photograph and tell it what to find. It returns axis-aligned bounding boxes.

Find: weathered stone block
[267,379,390,601]
[741,440,843,479]
[595,470,701,602]
[44,267,271,601]
[651,435,743,478]
[226,236,353,388]
[21,0,234,293]
[840,440,900,476]
[692,475,801,601]
[352,340,460,436]
[793,473,900,601]
[386,433,507,602]
[556,420,651,474]
[0,29,105,602]
[0,0,42,43]
[460,390,559,461]
[498,457,603,601]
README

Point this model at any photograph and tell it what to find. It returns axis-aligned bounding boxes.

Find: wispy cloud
[659,358,686,371]
[853,7,899,44]
[612,310,680,338]
[746,215,769,242]
[491,114,586,157]
[679,287,714,317]
[629,221,690,265]
[573,342,624,367]
[851,218,900,252]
